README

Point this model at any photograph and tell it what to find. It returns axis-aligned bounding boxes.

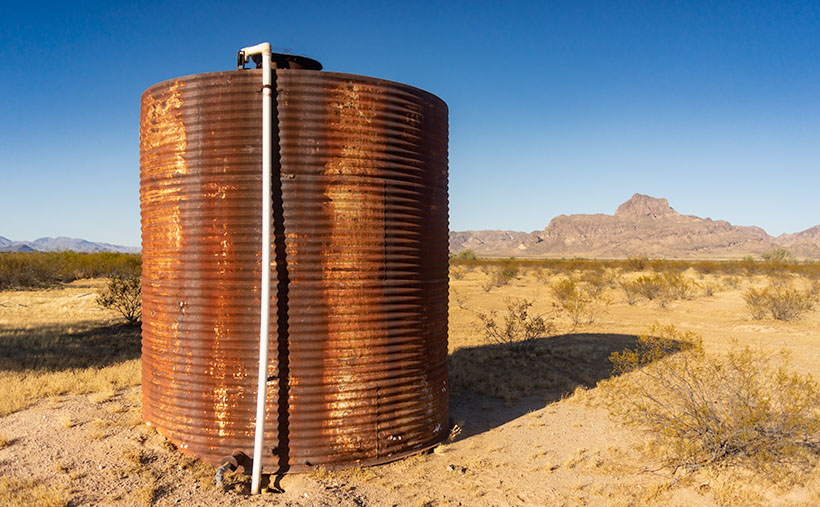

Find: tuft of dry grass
[0,477,71,507]
[135,484,160,506]
[0,432,11,449]
[0,360,141,416]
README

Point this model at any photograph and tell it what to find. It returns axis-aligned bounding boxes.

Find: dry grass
[0,360,141,416]
[0,281,141,416]
[0,477,71,507]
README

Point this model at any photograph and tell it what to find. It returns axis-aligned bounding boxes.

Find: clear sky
[2,1,819,247]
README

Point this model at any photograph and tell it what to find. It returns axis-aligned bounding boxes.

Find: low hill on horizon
[450,194,820,259]
[0,236,140,254]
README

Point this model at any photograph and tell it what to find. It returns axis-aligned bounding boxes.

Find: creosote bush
[452,249,477,261]
[760,248,794,264]
[743,285,818,321]
[551,277,596,326]
[604,324,820,473]
[476,298,553,351]
[97,272,142,324]
[620,273,698,306]
[482,261,519,291]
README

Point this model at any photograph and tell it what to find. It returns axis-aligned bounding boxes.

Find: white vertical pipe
[240,42,273,496]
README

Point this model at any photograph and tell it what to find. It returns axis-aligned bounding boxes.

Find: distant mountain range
[5,195,818,260]
[450,194,820,259]
[0,236,140,254]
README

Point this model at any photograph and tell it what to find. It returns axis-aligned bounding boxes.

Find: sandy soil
[1,270,818,506]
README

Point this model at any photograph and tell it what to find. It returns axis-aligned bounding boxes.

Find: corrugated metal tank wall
[139,66,449,473]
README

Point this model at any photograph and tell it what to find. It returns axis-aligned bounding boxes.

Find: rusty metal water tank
[139,53,449,473]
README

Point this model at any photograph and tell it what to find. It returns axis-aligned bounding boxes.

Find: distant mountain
[0,236,140,254]
[450,194,820,259]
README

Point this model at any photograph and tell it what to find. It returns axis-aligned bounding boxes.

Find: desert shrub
[453,249,477,261]
[625,256,648,271]
[743,286,818,321]
[647,259,687,274]
[722,275,741,289]
[702,283,718,297]
[97,272,142,324]
[619,279,640,305]
[761,248,794,264]
[0,251,141,290]
[620,273,698,306]
[476,298,553,351]
[580,268,616,296]
[662,272,698,300]
[606,324,820,473]
[743,288,769,320]
[533,267,552,284]
[449,265,466,280]
[630,274,667,301]
[482,261,519,291]
[551,277,596,326]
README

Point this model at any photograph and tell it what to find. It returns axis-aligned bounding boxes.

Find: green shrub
[453,249,477,261]
[760,248,794,264]
[0,252,141,290]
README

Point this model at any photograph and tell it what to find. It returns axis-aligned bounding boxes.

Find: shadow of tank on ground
[447,332,685,439]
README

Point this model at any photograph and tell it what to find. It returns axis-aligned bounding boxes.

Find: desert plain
[1,259,819,506]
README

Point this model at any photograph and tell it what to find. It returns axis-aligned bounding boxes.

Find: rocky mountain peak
[614,193,677,219]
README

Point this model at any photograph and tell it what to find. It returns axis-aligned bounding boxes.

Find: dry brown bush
[604,324,820,474]
[476,298,553,351]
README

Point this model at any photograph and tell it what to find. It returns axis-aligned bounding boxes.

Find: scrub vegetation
[1,253,819,505]
[0,251,141,290]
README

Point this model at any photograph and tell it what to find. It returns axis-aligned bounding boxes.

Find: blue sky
[1,1,819,246]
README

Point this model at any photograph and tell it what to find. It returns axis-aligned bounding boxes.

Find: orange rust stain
[320,81,387,454]
[140,80,189,421]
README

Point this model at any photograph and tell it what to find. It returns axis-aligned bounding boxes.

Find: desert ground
[1,263,819,506]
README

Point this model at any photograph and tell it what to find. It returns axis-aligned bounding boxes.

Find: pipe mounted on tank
[236,41,273,495]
